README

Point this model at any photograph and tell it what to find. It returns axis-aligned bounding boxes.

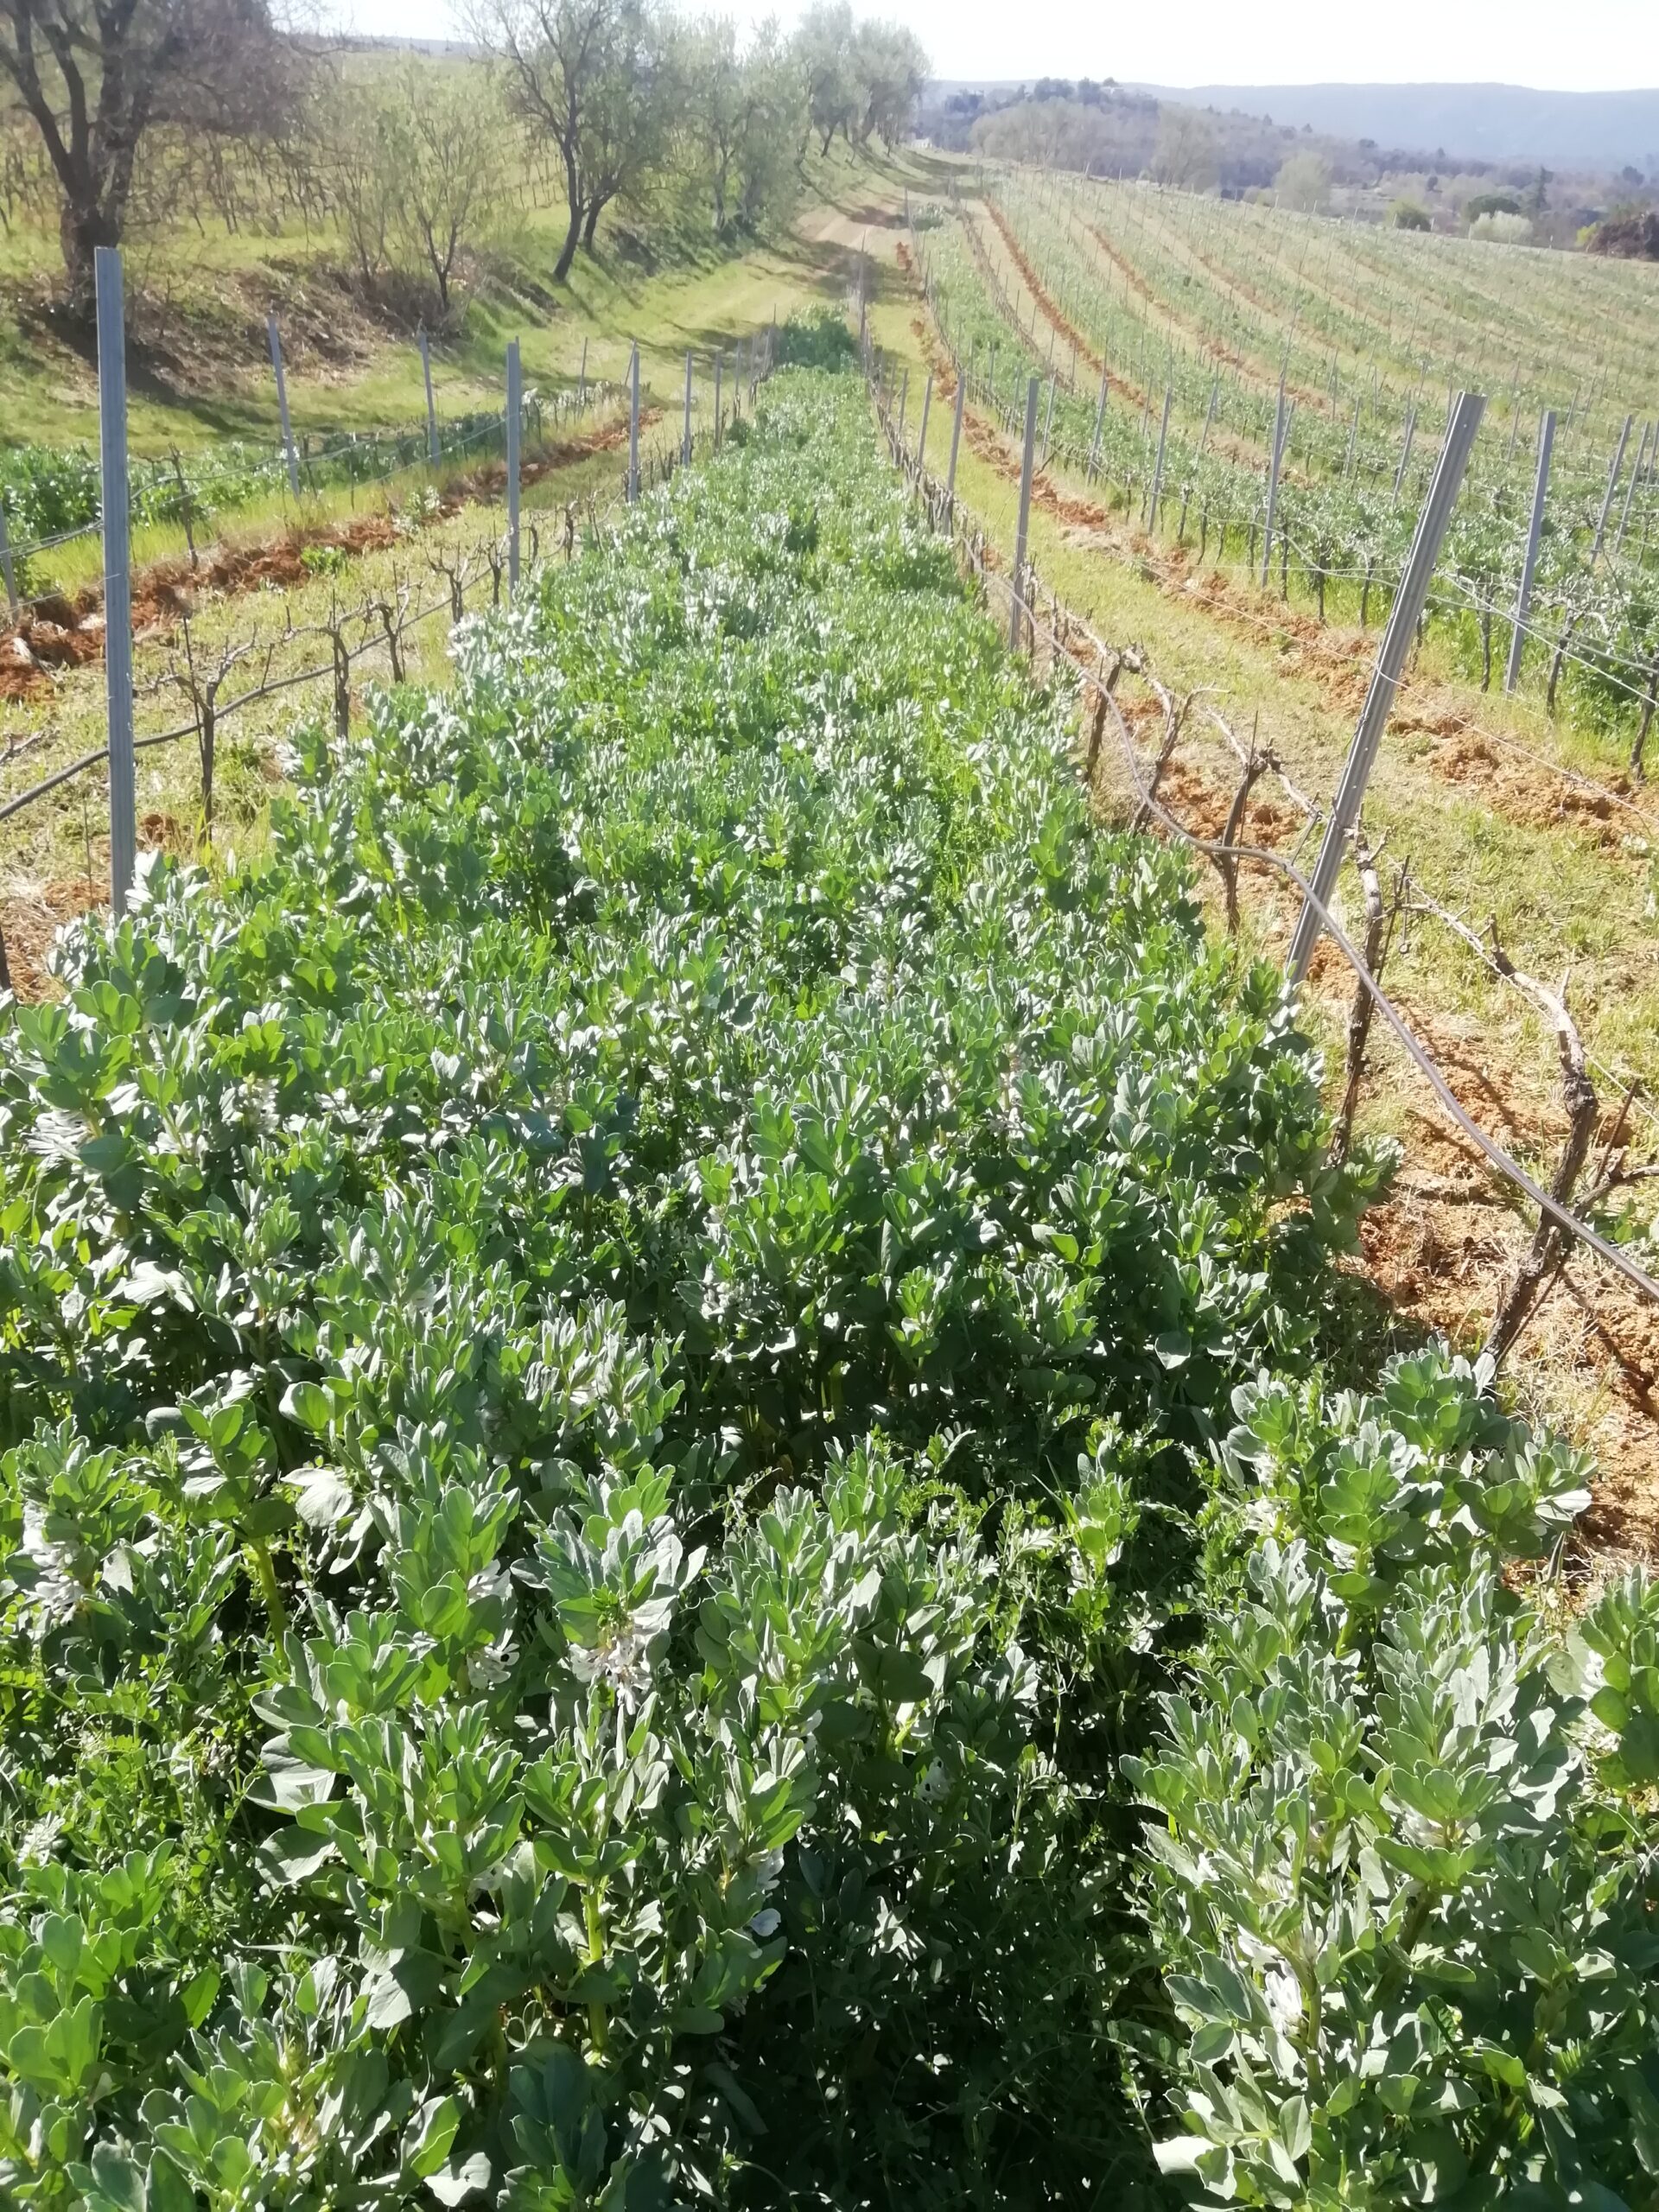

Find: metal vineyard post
[1505,409,1555,695]
[1147,386,1173,536]
[946,375,965,515]
[505,339,522,597]
[627,343,640,504]
[266,315,301,501]
[1261,385,1287,588]
[418,328,439,466]
[1289,392,1486,983]
[1613,421,1650,559]
[1088,358,1109,480]
[1011,376,1039,654]
[97,247,136,919]
[1591,413,1634,563]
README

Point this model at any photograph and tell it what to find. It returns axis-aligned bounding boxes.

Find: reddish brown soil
[1356,1099,1659,1560]
[982,201,1104,374]
[0,410,655,701]
[1,873,104,999]
[1411,722,1639,843]
[1104,736,1659,1559]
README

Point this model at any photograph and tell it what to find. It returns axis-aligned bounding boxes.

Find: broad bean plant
[0,340,1650,2209]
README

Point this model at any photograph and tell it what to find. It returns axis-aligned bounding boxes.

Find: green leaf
[428,2154,493,2207]
[253,1749,336,1811]
[402,2096,461,2181]
[285,1466,356,1529]
[1278,2094,1310,2163]
[280,1381,336,1433]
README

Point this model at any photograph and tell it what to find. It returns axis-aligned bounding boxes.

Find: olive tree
[791,3,924,156]
[794,0,856,155]
[473,0,674,281]
[680,14,803,234]
[849,18,925,149]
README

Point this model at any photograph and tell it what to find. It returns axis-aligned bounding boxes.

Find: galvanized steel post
[266,315,301,500]
[418,327,440,464]
[1614,420,1650,559]
[1198,374,1218,459]
[97,247,136,918]
[1505,408,1555,694]
[1591,412,1634,562]
[683,351,693,465]
[1288,392,1486,983]
[1390,402,1417,504]
[1010,376,1039,654]
[627,342,640,502]
[1087,358,1108,480]
[946,374,965,512]
[1147,386,1173,535]
[1261,385,1287,588]
[505,338,521,596]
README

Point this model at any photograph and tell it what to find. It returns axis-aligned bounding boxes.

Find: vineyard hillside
[2,125,1659,2210]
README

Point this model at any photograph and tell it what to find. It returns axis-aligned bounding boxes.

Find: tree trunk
[60,199,118,310]
[198,699,216,833]
[582,194,610,251]
[552,197,582,283]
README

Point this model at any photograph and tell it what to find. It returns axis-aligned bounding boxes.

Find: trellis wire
[868,348,1659,1315]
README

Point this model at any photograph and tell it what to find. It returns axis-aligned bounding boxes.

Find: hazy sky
[327,0,1659,92]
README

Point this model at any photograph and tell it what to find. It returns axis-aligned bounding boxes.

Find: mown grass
[0,140,902,462]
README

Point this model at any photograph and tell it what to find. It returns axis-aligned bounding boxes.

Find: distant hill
[1129,84,1659,171]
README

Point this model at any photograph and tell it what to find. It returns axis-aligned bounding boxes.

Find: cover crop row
[0,338,1655,2209]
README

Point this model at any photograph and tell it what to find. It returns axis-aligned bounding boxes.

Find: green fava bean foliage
[0,329,1653,2210]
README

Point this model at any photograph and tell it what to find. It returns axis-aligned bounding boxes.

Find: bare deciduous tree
[0,0,300,305]
[1150,106,1219,194]
[321,56,505,321]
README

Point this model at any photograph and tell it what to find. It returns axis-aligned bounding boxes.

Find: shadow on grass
[1317,1259,1438,1394]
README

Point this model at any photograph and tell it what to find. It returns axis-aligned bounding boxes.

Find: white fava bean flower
[573,1620,655,1710]
[1262,1961,1303,2036]
[20,1507,83,1632]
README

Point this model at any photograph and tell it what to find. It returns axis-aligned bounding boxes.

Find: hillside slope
[1132,80,1659,167]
